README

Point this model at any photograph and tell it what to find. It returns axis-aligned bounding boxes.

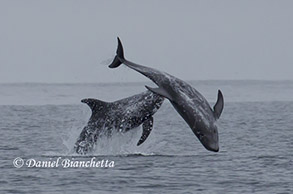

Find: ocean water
[0,80,292,193]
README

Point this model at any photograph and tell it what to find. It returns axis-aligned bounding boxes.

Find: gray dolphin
[75,90,164,154]
[109,37,224,152]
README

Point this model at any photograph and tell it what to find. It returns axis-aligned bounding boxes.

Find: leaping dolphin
[75,90,164,154]
[109,37,224,152]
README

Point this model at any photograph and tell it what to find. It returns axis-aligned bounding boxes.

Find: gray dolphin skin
[75,90,164,154]
[109,37,224,152]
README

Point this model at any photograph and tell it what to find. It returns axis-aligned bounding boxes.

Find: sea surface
[0,80,292,193]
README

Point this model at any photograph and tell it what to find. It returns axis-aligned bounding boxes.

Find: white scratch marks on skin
[179,90,194,104]
[178,88,211,128]
[75,91,164,154]
[152,70,214,130]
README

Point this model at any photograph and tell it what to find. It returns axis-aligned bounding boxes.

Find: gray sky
[0,0,292,83]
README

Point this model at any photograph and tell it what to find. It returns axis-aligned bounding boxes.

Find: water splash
[60,123,162,156]
[91,128,147,155]
[58,106,90,155]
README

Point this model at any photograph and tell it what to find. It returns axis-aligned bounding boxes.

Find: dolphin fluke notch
[213,90,224,119]
[137,117,154,146]
[109,37,125,68]
[81,98,110,113]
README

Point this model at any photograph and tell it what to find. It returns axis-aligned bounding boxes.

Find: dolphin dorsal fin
[213,90,224,119]
[145,85,174,101]
[81,98,110,113]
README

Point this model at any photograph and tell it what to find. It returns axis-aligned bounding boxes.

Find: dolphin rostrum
[75,90,164,154]
[109,37,224,152]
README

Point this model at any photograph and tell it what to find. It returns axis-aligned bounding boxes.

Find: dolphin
[108,37,224,152]
[74,90,164,154]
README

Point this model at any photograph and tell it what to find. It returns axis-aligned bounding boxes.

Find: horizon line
[0,79,293,85]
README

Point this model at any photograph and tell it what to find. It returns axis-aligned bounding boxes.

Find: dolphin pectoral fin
[213,90,224,119]
[137,117,154,146]
[81,98,110,113]
[145,85,174,101]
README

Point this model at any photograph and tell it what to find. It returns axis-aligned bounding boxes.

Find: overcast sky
[0,0,292,83]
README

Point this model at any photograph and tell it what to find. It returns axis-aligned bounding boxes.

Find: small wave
[40,152,201,158]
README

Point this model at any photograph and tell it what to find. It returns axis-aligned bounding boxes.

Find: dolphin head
[171,102,220,152]
[173,102,220,152]
[74,125,98,155]
[74,140,93,155]
[193,121,219,152]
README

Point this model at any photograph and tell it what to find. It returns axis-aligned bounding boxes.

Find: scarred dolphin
[75,90,164,154]
[109,37,224,152]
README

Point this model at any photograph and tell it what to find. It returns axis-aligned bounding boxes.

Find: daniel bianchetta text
[13,157,115,168]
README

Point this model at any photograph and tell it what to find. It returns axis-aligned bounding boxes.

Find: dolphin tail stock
[213,90,224,119]
[109,37,125,68]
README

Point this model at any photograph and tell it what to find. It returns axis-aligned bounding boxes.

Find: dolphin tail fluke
[213,90,224,119]
[109,37,125,68]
